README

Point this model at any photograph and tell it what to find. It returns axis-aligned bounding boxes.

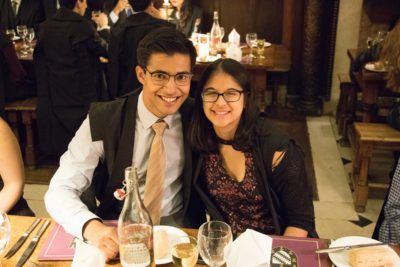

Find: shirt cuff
[97,26,110,31]
[64,211,101,240]
[109,11,119,23]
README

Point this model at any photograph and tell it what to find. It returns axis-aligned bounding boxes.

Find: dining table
[3,216,205,267]
[4,215,400,267]
[15,39,291,113]
[347,49,400,123]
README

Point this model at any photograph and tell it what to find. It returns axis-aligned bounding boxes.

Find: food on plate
[348,246,394,267]
[374,61,384,71]
[154,229,169,259]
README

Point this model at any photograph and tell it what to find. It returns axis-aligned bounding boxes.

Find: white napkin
[71,238,105,267]
[226,229,272,267]
[228,28,241,46]
[226,28,242,61]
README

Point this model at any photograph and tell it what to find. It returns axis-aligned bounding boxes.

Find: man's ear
[136,65,145,85]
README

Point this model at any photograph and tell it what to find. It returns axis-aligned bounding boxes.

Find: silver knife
[5,218,41,259]
[316,242,388,254]
[16,219,51,267]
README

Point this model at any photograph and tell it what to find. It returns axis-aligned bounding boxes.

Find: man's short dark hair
[59,0,79,9]
[137,27,197,70]
[128,0,151,12]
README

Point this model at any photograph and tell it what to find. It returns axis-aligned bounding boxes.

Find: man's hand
[113,0,130,15]
[146,3,162,19]
[83,219,119,262]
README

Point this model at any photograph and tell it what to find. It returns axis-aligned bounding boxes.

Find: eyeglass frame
[142,66,194,86]
[201,89,245,103]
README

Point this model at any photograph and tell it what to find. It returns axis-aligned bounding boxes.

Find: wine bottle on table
[210,11,222,56]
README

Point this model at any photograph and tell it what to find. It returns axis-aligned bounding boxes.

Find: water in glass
[197,221,232,267]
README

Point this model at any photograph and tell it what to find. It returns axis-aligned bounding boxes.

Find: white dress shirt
[45,92,185,239]
[10,0,20,13]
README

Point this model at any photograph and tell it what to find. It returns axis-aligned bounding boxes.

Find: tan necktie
[144,120,168,225]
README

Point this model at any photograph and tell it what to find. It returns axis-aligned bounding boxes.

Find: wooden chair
[336,73,356,141]
[352,122,400,212]
[4,97,38,169]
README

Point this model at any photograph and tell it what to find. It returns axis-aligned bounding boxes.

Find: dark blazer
[0,0,44,32]
[107,12,172,98]
[88,89,206,227]
[170,5,203,37]
[192,115,316,236]
[33,7,108,156]
[42,0,57,19]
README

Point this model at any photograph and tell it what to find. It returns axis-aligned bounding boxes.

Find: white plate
[328,236,400,267]
[196,55,220,63]
[364,62,387,72]
[154,225,188,265]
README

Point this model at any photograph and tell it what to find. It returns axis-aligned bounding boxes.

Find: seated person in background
[0,0,45,32]
[0,26,26,118]
[45,27,204,262]
[34,0,109,156]
[188,58,315,237]
[0,117,34,216]
[108,0,172,98]
[379,17,400,92]
[169,0,202,37]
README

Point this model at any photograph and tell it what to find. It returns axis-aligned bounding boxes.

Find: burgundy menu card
[271,235,330,267]
[38,221,117,260]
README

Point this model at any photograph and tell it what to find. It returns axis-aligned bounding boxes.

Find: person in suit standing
[108,0,172,98]
[45,27,205,261]
[33,0,109,156]
[0,0,45,32]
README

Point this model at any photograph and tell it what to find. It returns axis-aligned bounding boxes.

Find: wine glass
[5,29,16,42]
[220,27,225,42]
[245,32,257,59]
[26,28,35,52]
[197,221,232,267]
[256,38,265,59]
[0,212,11,267]
[16,25,28,54]
[171,236,198,267]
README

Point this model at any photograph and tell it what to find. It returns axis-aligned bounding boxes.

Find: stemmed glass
[220,27,225,42]
[0,212,11,267]
[256,38,265,59]
[5,29,16,42]
[171,236,198,267]
[197,221,232,267]
[26,28,35,53]
[246,33,257,59]
[16,25,28,55]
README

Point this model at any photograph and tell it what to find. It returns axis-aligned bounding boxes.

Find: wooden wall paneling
[254,0,283,44]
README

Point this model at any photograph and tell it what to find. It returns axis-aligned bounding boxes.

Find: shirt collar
[137,92,174,130]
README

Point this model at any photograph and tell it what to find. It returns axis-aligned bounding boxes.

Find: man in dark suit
[0,0,44,31]
[45,27,204,262]
[34,0,109,156]
[108,0,172,98]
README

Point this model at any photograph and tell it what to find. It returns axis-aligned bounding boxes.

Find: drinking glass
[0,212,11,267]
[256,38,265,59]
[197,221,232,267]
[16,25,28,54]
[5,29,16,42]
[171,236,198,267]
[245,33,257,59]
[26,28,35,52]
[220,27,225,42]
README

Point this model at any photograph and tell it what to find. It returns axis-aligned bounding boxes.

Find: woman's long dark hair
[188,58,259,154]
[172,0,192,33]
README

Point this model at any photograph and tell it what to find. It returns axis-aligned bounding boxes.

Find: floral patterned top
[203,152,275,236]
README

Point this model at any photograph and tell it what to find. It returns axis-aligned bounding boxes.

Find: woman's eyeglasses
[202,89,244,102]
